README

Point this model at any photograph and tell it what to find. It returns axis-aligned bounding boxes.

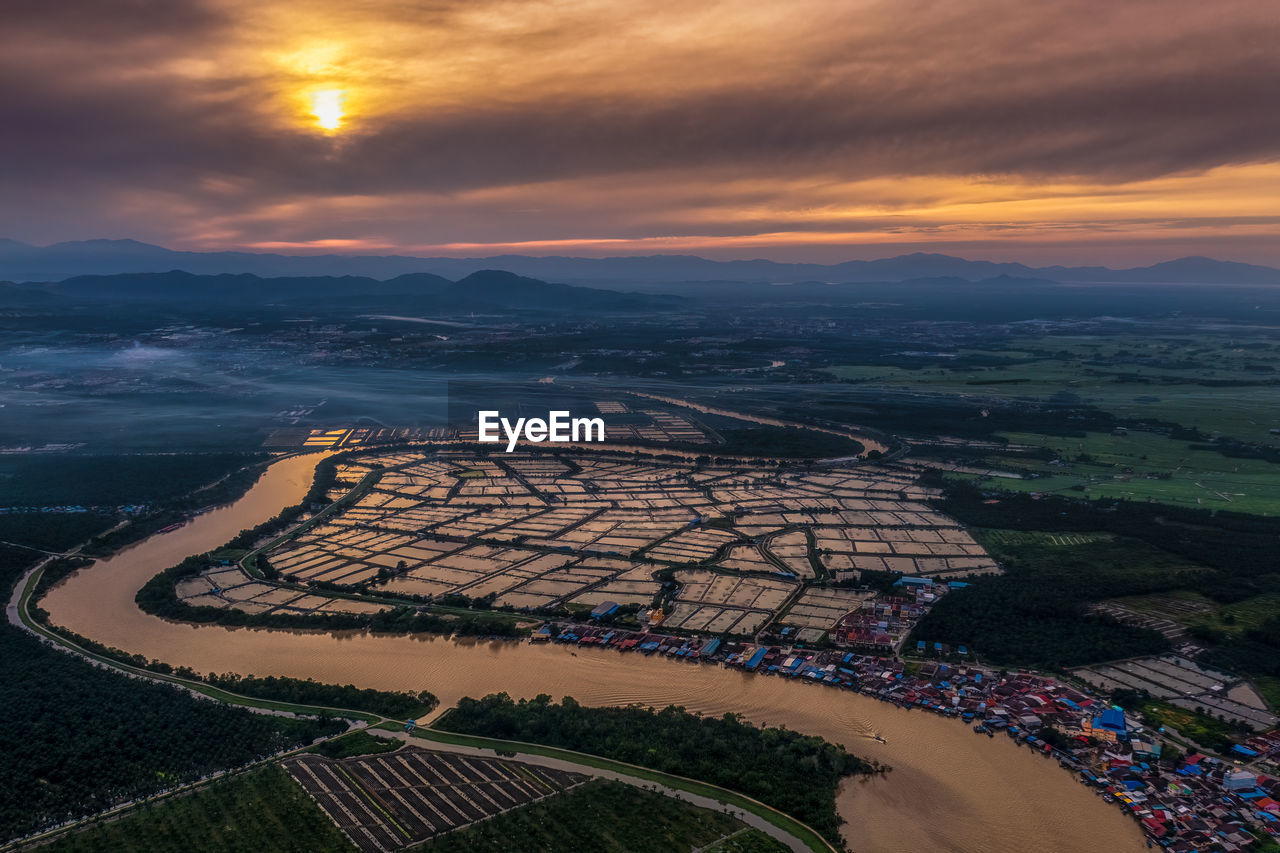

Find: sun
[309,89,346,132]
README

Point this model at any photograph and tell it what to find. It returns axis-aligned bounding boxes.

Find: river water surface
[42,453,1144,853]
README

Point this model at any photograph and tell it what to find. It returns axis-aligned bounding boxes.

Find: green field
[418,779,749,853]
[827,332,1280,513]
[912,534,1200,668]
[0,453,266,507]
[40,765,350,853]
[976,430,1280,515]
[827,333,1280,447]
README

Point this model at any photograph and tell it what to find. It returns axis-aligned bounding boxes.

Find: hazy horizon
[5,234,1280,272]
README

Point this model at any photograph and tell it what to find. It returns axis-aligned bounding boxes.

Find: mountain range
[20,269,679,312]
[3,238,1280,286]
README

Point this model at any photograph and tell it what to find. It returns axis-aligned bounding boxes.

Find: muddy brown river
[42,453,1144,852]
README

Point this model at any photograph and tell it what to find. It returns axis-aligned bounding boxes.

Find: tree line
[1,557,343,843]
[439,693,886,844]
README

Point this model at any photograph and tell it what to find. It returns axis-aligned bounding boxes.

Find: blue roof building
[590,601,619,619]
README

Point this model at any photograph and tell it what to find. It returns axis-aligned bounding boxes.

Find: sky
[5,0,1279,265]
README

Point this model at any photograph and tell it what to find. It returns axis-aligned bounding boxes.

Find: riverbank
[37,452,1146,852]
[537,622,1277,851]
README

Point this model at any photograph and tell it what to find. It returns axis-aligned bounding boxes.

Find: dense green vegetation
[419,779,746,853]
[934,480,1280,592]
[0,453,267,507]
[1197,615,1280,687]
[205,674,436,718]
[0,620,344,841]
[0,512,117,553]
[914,479,1280,677]
[909,535,1179,667]
[1,555,344,843]
[0,542,39,590]
[39,765,351,853]
[305,729,401,759]
[439,693,882,843]
[82,458,274,557]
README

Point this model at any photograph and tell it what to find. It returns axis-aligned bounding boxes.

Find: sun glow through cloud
[309,89,345,131]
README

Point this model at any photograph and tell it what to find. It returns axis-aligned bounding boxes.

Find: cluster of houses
[535,621,1280,850]
[832,583,937,651]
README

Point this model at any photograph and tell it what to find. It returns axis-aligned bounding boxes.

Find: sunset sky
[6,0,1279,265]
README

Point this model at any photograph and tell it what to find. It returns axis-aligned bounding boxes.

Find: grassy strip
[305,729,401,759]
[387,725,838,853]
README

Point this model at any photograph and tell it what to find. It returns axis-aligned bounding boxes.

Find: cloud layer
[4,0,1279,263]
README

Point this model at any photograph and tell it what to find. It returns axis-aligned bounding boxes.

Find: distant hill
[42,268,680,312]
[3,238,1280,285]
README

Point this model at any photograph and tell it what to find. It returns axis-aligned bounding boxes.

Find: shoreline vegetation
[21,435,1280,851]
[24,606,438,722]
[396,724,842,853]
[128,450,528,637]
[436,693,884,845]
[1,555,352,843]
[80,453,276,558]
[6,550,443,847]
